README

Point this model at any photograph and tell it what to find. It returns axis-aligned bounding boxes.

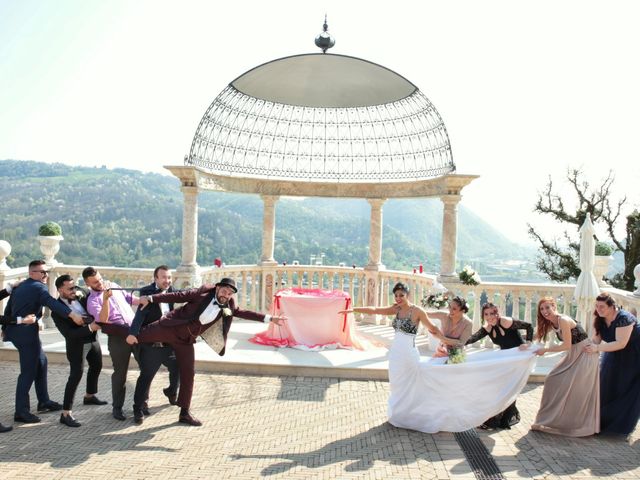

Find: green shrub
[38,221,62,236]
[595,241,613,256]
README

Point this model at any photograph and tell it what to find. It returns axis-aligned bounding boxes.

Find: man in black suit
[129,265,180,424]
[3,260,84,424]
[51,275,108,427]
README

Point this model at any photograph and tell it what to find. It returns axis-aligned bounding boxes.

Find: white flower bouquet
[459,265,481,286]
[422,292,450,310]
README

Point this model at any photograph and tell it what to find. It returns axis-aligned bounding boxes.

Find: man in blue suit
[4,260,84,424]
[0,281,35,432]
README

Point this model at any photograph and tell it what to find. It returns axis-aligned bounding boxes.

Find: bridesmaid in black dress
[466,302,533,429]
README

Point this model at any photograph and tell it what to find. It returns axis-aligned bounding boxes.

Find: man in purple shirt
[83,266,140,421]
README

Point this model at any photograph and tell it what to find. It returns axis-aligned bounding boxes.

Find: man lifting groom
[126,277,285,426]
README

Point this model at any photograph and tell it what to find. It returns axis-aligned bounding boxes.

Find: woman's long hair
[593,292,617,337]
[535,296,557,342]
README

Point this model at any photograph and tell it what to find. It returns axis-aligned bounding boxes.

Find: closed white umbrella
[574,214,600,333]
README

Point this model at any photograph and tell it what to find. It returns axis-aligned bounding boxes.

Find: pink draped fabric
[250,288,368,350]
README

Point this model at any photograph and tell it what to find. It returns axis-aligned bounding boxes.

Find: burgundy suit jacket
[150,284,266,355]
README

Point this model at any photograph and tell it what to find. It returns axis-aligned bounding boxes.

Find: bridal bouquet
[459,265,481,286]
[422,292,450,310]
[446,346,466,364]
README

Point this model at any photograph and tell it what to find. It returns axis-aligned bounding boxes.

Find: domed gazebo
[166,31,477,302]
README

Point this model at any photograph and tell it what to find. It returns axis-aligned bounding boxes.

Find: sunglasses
[34,270,49,276]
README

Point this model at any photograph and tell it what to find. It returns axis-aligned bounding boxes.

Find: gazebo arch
[166,49,477,305]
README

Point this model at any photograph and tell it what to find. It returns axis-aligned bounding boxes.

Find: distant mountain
[0,160,537,277]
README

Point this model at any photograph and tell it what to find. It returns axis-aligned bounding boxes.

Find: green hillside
[0,160,535,276]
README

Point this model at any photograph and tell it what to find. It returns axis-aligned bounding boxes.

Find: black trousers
[63,340,103,411]
[107,334,138,409]
[133,343,180,409]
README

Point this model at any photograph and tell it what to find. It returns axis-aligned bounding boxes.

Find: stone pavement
[0,360,638,480]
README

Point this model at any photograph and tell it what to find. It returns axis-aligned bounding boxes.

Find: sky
[1,0,639,245]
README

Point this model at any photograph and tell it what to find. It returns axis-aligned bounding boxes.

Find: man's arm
[142,286,206,305]
[52,310,98,341]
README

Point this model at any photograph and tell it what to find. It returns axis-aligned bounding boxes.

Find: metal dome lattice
[186,54,455,183]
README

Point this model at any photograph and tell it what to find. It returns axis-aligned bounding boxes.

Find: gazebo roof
[185,53,455,184]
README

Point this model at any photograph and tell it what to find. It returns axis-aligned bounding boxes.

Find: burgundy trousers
[136,320,207,410]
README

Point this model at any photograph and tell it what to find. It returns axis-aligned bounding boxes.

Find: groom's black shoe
[0,423,12,433]
[179,411,202,426]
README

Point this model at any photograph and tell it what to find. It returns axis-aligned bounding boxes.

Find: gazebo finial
[314,14,335,53]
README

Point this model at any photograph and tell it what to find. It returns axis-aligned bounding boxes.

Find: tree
[528,169,639,291]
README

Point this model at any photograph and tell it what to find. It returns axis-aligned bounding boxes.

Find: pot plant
[38,221,63,265]
[594,241,614,286]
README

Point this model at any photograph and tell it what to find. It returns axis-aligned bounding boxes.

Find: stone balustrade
[1,238,639,335]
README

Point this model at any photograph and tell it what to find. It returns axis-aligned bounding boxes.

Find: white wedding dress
[388,314,537,433]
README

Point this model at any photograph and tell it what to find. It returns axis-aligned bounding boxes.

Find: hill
[0,160,537,278]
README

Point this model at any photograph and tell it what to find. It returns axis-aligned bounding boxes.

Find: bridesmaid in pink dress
[428,296,473,358]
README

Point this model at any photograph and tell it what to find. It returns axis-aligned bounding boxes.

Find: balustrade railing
[2,260,639,335]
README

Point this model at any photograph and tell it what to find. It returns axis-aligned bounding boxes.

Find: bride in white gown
[342,282,538,433]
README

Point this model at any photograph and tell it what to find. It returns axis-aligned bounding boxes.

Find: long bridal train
[388,331,538,433]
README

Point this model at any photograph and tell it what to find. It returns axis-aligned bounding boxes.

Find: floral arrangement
[446,346,466,364]
[222,307,233,318]
[459,265,481,286]
[422,292,450,310]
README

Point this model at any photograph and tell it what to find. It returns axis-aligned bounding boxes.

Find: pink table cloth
[250,288,367,351]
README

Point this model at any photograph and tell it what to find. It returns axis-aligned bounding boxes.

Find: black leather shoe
[142,403,150,416]
[60,413,81,427]
[14,412,41,423]
[133,407,144,425]
[0,423,12,433]
[163,388,178,406]
[83,395,108,406]
[112,407,126,421]
[178,411,202,426]
[37,401,62,413]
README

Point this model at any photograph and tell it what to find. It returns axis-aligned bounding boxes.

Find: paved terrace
[0,321,638,479]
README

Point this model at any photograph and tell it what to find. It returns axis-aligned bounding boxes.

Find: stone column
[362,198,386,323]
[365,198,386,271]
[439,194,461,282]
[260,194,279,266]
[175,184,201,287]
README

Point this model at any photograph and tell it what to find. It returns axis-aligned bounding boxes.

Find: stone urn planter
[38,235,63,266]
[593,255,612,287]
[37,221,63,266]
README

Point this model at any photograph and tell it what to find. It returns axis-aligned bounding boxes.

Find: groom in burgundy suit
[126,278,285,426]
